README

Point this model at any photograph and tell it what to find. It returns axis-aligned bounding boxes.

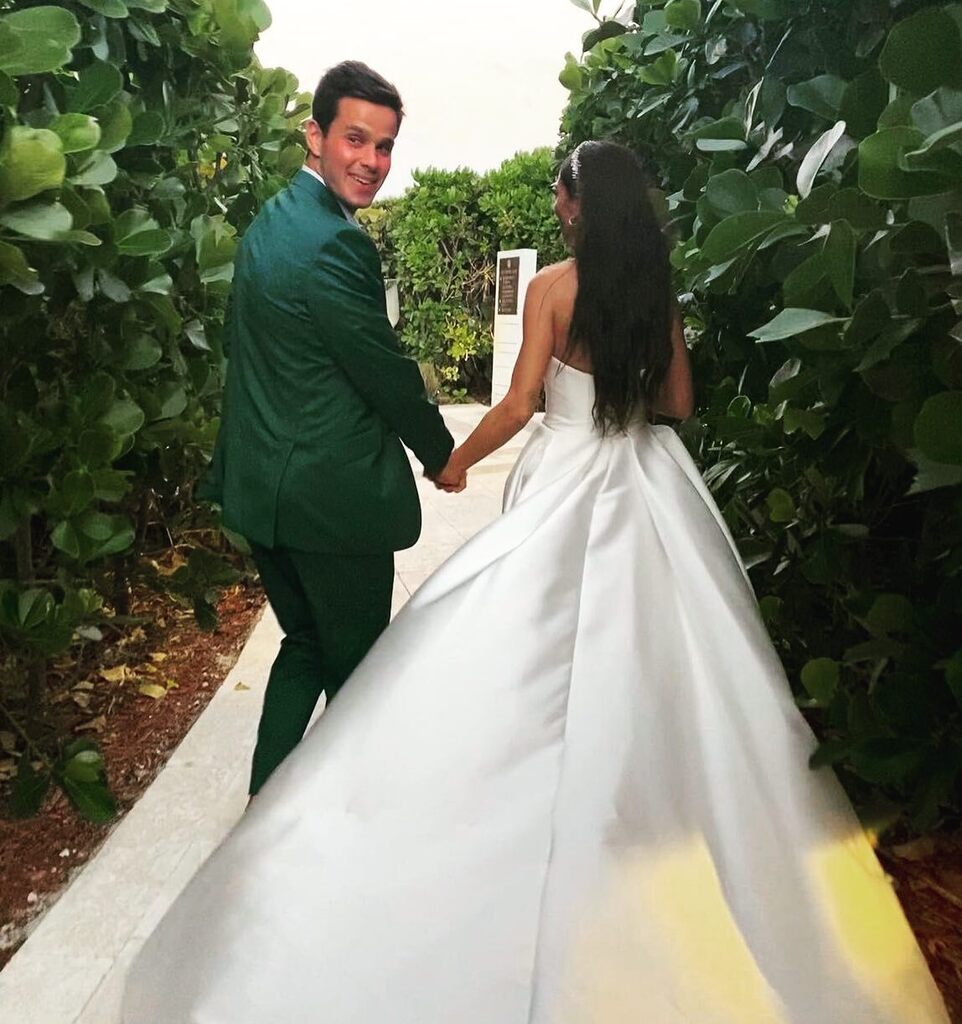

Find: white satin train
[123,358,948,1023]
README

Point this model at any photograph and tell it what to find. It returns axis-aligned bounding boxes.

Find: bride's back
[542,260,589,373]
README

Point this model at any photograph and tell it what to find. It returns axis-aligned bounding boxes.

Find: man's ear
[304,119,324,159]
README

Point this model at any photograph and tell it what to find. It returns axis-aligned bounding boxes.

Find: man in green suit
[201,62,459,794]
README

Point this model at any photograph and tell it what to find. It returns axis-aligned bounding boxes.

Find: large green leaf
[95,101,134,153]
[690,116,746,152]
[664,0,701,32]
[911,88,962,139]
[62,748,104,784]
[865,594,915,638]
[114,208,172,256]
[908,452,962,493]
[79,427,123,466]
[787,75,846,122]
[859,127,956,200]
[700,211,787,263]
[703,169,759,219]
[59,470,96,516]
[0,127,65,204]
[638,49,679,87]
[121,334,163,370]
[69,60,123,113]
[150,381,188,420]
[0,200,72,240]
[61,776,118,823]
[582,21,628,52]
[840,68,888,140]
[879,7,962,96]
[559,52,583,92]
[51,520,81,559]
[212,0,272,52]
[766,487,795,523]
[823,220,855,310]
[50,114,102,154]
[96,268,130,302]
[127,110,166,147]
[70,150,118,187]
[0,6,81,77]
[749,308,848,343]
[76,0,129,17]
[191,213,237,277]
[100,398,145,437]
[800,658,839,706]
[0,239,39,290]
[913,391,962,464]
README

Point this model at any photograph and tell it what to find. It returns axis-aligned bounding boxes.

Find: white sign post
[384,279,400,328]
[491,249,537,405]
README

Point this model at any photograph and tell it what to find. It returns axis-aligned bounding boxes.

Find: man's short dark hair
[312,61,404,133]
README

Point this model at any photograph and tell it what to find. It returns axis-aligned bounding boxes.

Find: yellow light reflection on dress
[556,839,785,1024]
[809,835,947,1019]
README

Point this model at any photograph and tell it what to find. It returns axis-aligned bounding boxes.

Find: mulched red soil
[881,837,962,1020]
[0,579,264,969]
[0,580,960,1022]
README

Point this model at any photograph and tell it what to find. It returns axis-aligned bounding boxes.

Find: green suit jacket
[199,169,454,554]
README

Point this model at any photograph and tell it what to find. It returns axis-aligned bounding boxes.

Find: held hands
[428,453,467,493]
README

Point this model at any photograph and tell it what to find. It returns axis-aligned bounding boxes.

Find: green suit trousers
[248,543,394,794]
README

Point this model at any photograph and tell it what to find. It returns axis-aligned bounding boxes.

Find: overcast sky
[254,0,603,197]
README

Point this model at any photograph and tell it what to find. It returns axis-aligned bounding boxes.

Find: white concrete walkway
[0,403,538,1024]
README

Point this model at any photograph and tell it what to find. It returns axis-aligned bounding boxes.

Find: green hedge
[560,0,962,830]
[362,148,567,397]
[0,1,305,820]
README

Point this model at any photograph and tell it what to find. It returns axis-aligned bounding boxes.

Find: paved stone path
[0,403,538,1024]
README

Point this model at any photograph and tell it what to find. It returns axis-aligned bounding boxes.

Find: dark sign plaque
[497,256,520,316]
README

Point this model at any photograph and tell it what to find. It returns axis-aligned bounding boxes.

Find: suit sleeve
[306,225,454,475]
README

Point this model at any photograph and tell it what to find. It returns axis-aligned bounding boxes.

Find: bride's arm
[438,268,558,481]
[650,310,694,420]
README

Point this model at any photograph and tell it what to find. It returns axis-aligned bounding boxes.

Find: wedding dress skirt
[123,358,948,1023]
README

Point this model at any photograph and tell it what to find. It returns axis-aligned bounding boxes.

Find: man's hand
[427,454,467,493]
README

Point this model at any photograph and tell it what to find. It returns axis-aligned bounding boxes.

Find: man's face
[307,97,398,211]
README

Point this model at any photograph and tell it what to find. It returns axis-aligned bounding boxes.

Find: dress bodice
[543,356,598,432]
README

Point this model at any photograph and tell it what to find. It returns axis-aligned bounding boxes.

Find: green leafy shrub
[361,148,567,397]
[560,0,962,831]
[0,0,306,819]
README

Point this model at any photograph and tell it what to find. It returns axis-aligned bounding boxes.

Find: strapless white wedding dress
[123,357,948,1023]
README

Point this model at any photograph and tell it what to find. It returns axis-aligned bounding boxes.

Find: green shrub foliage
[0,1,307,819]
[560,0,962,829]
[361,148,567,396]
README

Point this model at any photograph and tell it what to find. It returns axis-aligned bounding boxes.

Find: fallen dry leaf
[75,716,107,733]
[892,837,938,862]
[100,666,128,684]
[138,683,169,700]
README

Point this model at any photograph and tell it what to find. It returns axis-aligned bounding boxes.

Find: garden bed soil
[0,579,264,969]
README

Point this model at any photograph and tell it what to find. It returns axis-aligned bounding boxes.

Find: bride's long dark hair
[558,141,674,433]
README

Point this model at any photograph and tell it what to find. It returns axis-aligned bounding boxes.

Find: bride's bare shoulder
[530,260,577,303]
[536,259,577,283]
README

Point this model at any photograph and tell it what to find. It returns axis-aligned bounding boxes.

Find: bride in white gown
[123,141,948,1023]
